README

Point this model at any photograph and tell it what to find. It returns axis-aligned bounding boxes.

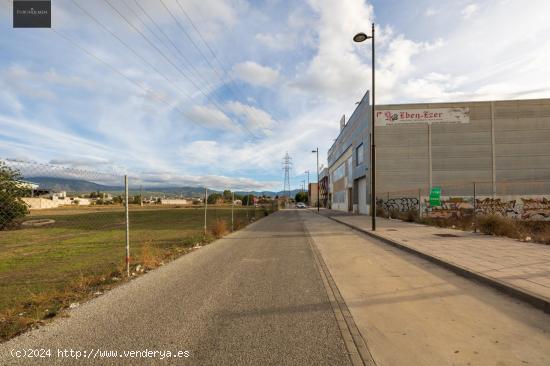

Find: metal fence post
[124,175,130,277]
[231,191,234,232]
[387,192,391,219]
[418,188,422,219]
[204,187,208,236]
[473,181,477,233]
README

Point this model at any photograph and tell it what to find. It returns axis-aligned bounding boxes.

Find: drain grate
[434,233,460,238]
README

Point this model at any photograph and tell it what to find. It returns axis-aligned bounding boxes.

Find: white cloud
[461,4,479,19]
[425,7,437,16]
[185,105,240,132]
[255,32,296,51]
[232,61,279,86]
[226,101,276,132]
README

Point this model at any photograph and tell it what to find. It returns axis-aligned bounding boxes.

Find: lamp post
[312,148,320,212]
[353,22,376,231]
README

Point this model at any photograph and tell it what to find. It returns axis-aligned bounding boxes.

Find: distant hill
[25,177,119,193]
[25,177,306,198]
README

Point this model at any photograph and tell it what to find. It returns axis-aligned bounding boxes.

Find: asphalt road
[0,210,351,365]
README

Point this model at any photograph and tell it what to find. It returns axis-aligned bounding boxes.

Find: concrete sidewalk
[315,209,550,312]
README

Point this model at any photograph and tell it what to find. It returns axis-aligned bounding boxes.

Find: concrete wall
[375,98,550,197]
[22,198,59,209]
[160,199,189,205]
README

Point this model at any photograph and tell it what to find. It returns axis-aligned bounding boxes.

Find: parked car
[296,202,306,208]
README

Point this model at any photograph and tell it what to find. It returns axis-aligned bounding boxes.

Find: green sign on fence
[429,187,441,207]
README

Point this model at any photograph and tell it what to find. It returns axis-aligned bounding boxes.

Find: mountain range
[25,177,303,198]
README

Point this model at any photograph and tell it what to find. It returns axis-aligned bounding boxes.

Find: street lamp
[353,22,376,231]
[312,148,320,212]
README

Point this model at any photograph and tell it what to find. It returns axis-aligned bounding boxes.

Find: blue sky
[1,0,549,190]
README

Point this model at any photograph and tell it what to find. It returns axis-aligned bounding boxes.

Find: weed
[211,219,227,239]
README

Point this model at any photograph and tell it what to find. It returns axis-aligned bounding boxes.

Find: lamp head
[353,32,371,42]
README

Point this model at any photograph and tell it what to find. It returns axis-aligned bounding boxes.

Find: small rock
[131,272,136,276]
[525,236,532,241]
[112,277,119,282]
[93,291,102,296]
[136,265,143,272]
[454,350,459,354]
[100,277,106,282]
[69,303,79,309]
[18,313,24,316]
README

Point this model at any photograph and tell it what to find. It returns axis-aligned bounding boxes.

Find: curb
[319,213,550,314]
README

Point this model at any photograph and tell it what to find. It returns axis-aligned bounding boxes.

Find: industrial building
[327,91,370,214]
[326,97,550,213]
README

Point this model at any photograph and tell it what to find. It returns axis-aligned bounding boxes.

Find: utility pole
[282,152,292,207]
[124,175,130,277]
[312,148,320,212]
[231,191,234,232]
[353,22,376,231]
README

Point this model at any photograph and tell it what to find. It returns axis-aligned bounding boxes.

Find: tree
[207,193,222,205]
[295,191,308,203]
[222,190,232,201]
[0,162,29,230]
[132,195,142,205]
[242,194,255,206]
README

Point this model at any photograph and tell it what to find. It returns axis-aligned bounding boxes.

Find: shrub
[211,219,227,239]
[476,215,521,238]
[139,243,161,269]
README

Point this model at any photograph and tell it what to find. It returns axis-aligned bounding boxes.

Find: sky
[1,0,549,191]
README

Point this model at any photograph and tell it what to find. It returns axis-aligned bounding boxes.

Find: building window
[356,143,364,166]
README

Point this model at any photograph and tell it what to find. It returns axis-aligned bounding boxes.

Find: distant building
[160,198,189,205]
[319,168,329,208]
[308,183,319,207]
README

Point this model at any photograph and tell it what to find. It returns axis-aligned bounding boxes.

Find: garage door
[358,177,367,214]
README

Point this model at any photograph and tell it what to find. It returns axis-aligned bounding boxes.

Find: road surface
[1,209,549,365]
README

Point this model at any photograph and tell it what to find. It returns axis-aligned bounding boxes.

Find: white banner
[375,108,470,126]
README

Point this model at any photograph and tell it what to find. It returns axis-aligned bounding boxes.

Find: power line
[69,0,193,101]
[177,0,258,107]
[160,0,266,137]
[102,0,257,139]
[125,0,215,93]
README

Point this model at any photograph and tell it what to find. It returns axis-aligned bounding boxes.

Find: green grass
[0,205,272,340]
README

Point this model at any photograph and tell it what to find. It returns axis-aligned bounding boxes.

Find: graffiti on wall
[474,198,519,218]
[377,197,419,213]
[518,198,550,220]
[378,196,550,221]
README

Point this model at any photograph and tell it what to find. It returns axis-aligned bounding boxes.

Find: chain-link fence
[376,179,550,222]
[0,159,277,339]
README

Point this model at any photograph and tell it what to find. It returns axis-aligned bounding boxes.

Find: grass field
[0,204,272,340]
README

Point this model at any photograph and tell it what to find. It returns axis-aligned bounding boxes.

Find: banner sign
[375,108,470,126]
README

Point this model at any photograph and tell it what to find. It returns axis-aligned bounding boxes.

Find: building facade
[326,96,550,214]
[327,91,370,214]
[375,98,550,197]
